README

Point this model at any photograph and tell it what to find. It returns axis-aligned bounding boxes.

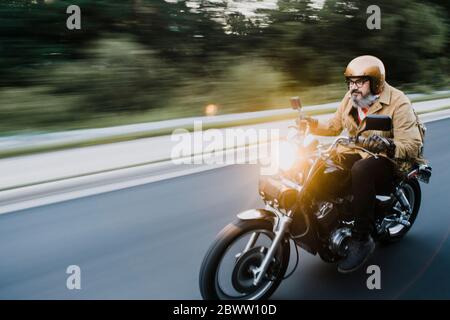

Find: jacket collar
[367,82,391,115]
[367,100,383,115]
[378,82,391,105]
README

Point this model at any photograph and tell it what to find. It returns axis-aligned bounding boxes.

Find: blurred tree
[0,0,448,132]
[0,0,134,85]
[129,0,234,74]
[258,0,448,88]
[316,0,448,86]
[257,1,340,86]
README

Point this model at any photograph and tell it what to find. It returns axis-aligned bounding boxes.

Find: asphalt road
[1,118,449,299]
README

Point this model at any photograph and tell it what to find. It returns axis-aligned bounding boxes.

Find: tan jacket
[311,83,425,172]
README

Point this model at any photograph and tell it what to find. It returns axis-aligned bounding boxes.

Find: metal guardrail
[1,91,449,156]
[1,108,450,214]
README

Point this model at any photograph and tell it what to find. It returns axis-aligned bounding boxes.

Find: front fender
[236,209,276,221]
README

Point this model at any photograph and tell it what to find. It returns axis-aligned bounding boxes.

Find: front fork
[250,208,293,286]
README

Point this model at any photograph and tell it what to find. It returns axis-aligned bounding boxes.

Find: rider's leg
[338,156,394,273]
[351,156,395,239]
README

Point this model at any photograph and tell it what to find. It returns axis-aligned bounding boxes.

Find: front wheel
[199,219,291,300]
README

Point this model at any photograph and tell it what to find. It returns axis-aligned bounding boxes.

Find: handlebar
[355,135,366,146]
[289,122,383,159]
[322,135,378,157]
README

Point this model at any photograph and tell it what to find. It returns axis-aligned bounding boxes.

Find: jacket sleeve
[392,101,423,160]
[310,96,347,136]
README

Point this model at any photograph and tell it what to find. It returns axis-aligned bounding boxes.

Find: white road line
[0,163,230,215]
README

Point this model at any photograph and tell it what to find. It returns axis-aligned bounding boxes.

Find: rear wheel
[381,179,421,243]
[199,219,290,300]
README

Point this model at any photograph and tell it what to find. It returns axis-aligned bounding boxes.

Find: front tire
[199,219,291,300]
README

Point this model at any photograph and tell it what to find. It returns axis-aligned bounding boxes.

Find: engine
[314,201,340,235]
[329,227,352,257]
[314,201,353,257]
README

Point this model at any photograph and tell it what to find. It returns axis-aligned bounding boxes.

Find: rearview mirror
[362,114,392,132]
[290,96,302,110]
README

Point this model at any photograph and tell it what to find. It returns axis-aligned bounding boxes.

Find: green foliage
[50,36,178,113]
[0,0,448,133]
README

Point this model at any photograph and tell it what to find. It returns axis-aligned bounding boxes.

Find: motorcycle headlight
[302,134,319,149]
[273,140,299,172]
[259,176,299,210]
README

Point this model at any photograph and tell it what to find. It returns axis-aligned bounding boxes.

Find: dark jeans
[349,155,395,239]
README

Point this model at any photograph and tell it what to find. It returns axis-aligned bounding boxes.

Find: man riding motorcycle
[301,55,426,273]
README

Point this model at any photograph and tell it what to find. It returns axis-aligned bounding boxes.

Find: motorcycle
[199,98,432,300]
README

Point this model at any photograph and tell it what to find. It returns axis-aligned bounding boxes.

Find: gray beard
[351,93,379,109]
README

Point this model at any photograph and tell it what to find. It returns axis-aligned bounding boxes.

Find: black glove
[296,116,318,130]
[363,135,396,157]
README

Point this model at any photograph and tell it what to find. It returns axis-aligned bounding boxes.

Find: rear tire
[199,219,290,300]
[381,178,421,244]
